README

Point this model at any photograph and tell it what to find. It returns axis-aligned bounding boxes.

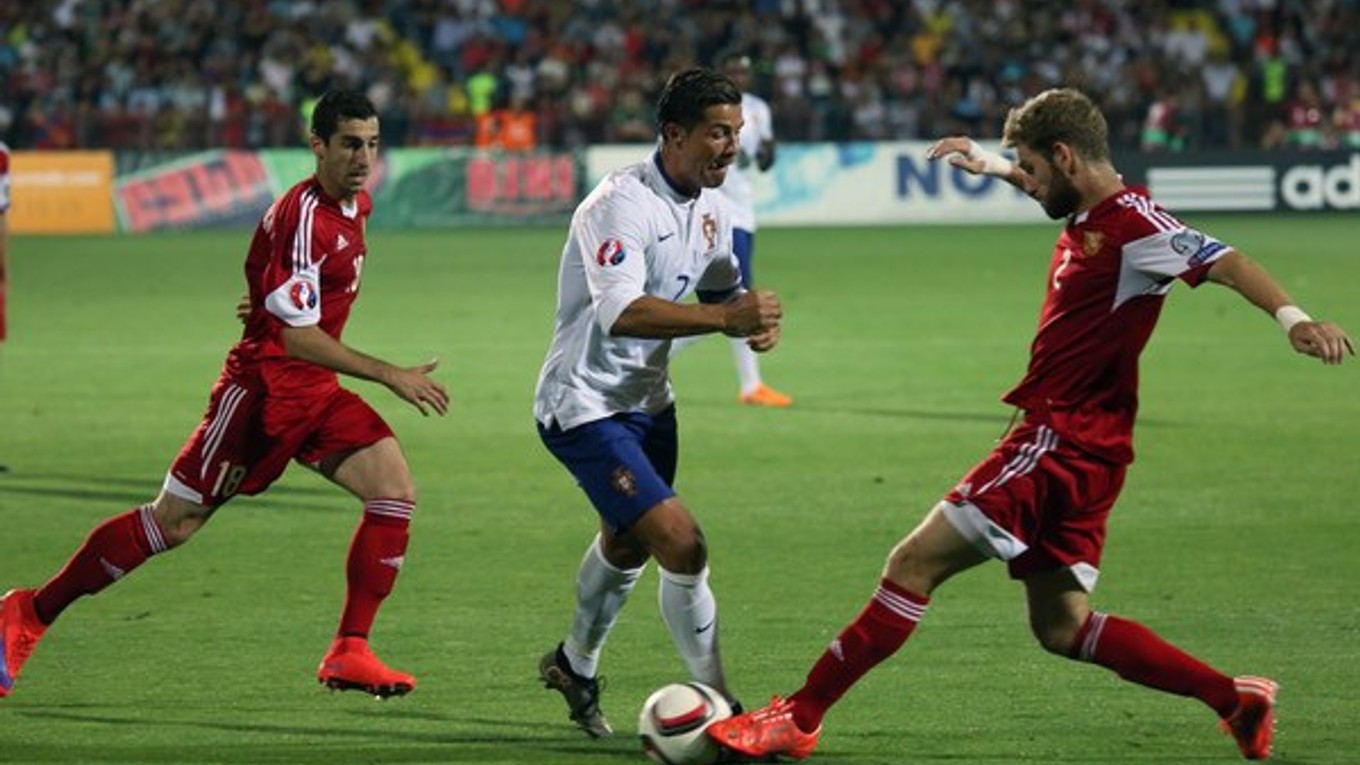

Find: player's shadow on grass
[693,398,1183,430]
[12,707,647,763]
[0,472,345,511]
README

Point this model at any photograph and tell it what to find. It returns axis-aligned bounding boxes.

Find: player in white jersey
[534,68,784,738]
[715,53,792,407]
[0,139,10,344]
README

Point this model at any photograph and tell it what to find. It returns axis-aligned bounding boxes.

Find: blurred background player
[0,90,450,700]
[0,136,9,475]
[709,88,1353,762]
[534,68,783,738]
[0,136,9,344]
[716,53,791,407]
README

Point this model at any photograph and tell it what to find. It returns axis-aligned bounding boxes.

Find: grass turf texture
[0,217,1356,764]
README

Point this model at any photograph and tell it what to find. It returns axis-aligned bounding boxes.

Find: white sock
[658,566,727,694]
[731,338,761,394]
[563,534,644,678]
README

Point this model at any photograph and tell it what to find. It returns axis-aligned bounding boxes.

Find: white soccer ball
[637,682,733,765]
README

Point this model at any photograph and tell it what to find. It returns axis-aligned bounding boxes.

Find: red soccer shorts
[165,375,394,507]
[942,419,1126,591]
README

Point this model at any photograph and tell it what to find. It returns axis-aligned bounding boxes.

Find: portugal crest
[611,466,639,497]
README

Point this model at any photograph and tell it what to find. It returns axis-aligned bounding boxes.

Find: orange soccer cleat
[317,636,416,698]
[0,589,48,698]
[740,384,793,408]
[1220,676,1279,760]
[707,696,820,760]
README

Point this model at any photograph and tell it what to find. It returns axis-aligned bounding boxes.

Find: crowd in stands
[1,0,1356,152]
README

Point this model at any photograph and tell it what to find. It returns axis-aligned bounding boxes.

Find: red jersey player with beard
[709,89,1352,762]
[0,90,449,700]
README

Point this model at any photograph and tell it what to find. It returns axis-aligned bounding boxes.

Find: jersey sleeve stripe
[1121,192,1181,233]
[292,190,319,274]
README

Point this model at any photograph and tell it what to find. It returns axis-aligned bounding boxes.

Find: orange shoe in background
[740,384,793,408]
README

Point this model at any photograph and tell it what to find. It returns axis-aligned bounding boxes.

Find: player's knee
[884,536,940,594]
[151,499,212,548]
[652,526,707,575]
[386,481,417,504]
[1030,613,1084,656]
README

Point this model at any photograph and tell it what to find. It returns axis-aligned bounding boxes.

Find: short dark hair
[311,90,377,143]
[654,68,741,134]
[1002,88,1110,163]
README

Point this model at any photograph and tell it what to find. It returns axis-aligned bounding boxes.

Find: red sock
[789,579,929,732]
[1072,611,1238,717]
[337,499,413,639]
[34,505,168,624]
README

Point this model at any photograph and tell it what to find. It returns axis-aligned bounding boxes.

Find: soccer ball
[637,682,733,765]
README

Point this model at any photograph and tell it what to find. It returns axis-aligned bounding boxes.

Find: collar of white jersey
[650,150,700,203]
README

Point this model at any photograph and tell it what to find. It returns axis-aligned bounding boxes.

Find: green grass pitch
[1,216,1356,764]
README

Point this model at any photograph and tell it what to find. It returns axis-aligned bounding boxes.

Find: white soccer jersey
[716,92,773,232]
[534,152,743,430]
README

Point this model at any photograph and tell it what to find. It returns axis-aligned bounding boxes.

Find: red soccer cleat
[317,636,416,698]
[0,589,48,698]
[1220,676,1279,760]
[740,384,793,408]
[707,696,820,760]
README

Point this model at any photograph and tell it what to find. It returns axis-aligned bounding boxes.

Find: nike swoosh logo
[658,232,676,242]
[695,618,716,634]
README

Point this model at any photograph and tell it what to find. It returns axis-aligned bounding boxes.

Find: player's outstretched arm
[1206,251,1355,365]
[610,290,782,341]
[281,325,450,415]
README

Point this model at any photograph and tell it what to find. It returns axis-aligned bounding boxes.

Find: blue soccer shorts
[538,407,679,534]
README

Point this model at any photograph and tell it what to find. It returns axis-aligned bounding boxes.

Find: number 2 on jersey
[1053,248,1074,290]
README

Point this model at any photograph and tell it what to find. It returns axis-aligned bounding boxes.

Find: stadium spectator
[533,68,782,738]
[0,90,450,701]
[707,88,1354,762]
[473,92,538,151]
[1284,80,1327,149]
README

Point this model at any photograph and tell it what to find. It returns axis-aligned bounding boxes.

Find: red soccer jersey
[1002,186,1229,465]
[225,177,371,398]
[0,141,11,213]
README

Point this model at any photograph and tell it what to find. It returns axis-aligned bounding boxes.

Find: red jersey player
[0,90,449,700]
[709,89,1353,762]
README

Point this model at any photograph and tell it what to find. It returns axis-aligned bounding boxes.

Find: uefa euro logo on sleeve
[290,280,319,310]
[596,239,626,267]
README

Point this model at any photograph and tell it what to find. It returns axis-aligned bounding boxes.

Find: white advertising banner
[587,142,1046,226]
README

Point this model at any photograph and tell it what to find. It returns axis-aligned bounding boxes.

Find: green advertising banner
[113,149,582,232]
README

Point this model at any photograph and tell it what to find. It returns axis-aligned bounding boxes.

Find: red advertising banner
[114,151,274,232]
